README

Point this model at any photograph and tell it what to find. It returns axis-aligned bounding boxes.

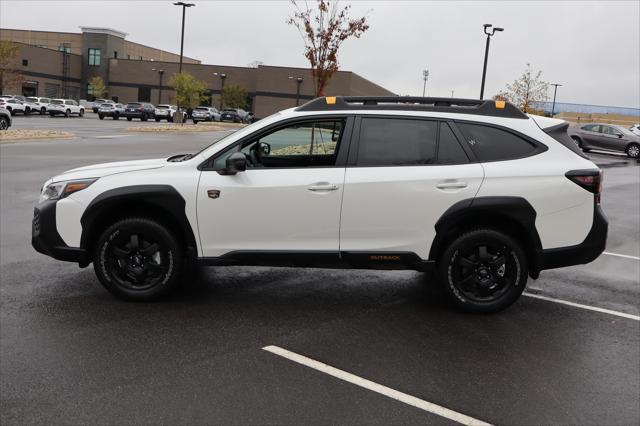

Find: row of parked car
[0,95,85,117]
[92,98,254,123]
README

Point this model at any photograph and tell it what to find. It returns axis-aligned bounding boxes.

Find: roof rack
[295,96,528,119]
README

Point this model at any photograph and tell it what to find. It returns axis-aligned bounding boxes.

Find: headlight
[40,178,97,202]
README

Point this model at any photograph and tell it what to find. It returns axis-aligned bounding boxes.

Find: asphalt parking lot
[1,114,639,425]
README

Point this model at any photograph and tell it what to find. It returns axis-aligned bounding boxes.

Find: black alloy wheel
[439,229,527,313]
[0,117,8,130]
[626,143,640,159]
[94,218,183,301]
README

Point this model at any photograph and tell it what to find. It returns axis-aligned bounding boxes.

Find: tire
[193,120,198,125]
[40,107,46,115]
[65,109,70,118]
[626,143,640,159]
[114,114,119,120]
[155,117,160,122]
[0,117,8,130]
[93,217,183,301]
[438,229,528,313]
[79,109,84,117]
[127,117,132,121]
[99,114,104,120]
[141,114,148,122]
[8,108,15,116]
[25,107,31,114]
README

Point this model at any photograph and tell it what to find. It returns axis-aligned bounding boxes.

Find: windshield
[50,100,63,105]
[614,126,635,136]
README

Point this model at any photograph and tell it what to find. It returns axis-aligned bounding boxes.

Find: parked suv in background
[0,98,26,115]
[124,102,155,121]
[0,107,12,130]
[48,99,85,117]
[154,104,177,122]
[32,96,607,313]
[98,103,125,120]
[92,99,114,113]
[26,97,52,115]
[569,123,640,158]
[192,106,221,123]
[220,108,246,123]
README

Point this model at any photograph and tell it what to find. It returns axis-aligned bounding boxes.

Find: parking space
[1,117,639,424]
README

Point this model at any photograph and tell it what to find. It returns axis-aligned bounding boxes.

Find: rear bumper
[537,205,608,272]
[31,200,88,264]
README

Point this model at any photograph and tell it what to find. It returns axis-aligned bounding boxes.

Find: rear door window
[438,122,469,164]
[357,118,437,166]
[456,122,538,162]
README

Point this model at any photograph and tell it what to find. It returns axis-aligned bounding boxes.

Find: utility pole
[422,69,429,97]
[152,68,165,104]
[550,83,562,117]
[479,24,503,99]
[289,76,304,106]
[214,72,227,109]
[174,2,195,73]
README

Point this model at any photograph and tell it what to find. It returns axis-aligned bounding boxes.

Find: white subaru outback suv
[32,97,607,312]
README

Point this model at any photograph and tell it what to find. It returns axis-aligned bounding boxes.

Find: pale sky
[1,0,639,108]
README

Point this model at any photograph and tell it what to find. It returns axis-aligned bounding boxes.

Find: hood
[50,158,166,182]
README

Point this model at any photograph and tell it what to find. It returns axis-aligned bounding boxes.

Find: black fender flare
[428,196,543,276]
[80,185,197,255]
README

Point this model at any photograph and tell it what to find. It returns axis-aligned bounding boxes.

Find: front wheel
[127,117,132,121]
[65,109,70,118]
[155,117,160,122]
[99,114,104,120]
[93,218,183,301]
[438,229,528,313]
[626,143,640,159]
[79,109,84,117]
[141,114,148,122]
[0,117,8,130]
[40,107,46,115]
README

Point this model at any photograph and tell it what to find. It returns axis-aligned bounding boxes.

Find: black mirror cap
[220,152,247,175]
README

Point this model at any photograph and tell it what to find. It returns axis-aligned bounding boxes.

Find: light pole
[152,68,165,104]
[173,2,195,74]
[550,83,562,117]
[422,69,429,97]
[288,76,303,106]
[214,72,227,109]
[479,24,504,100]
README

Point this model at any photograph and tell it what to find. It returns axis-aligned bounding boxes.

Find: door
[197,118,351,257]
[340,118,484,259]
[599,125,626,151]
[580,124,601,148]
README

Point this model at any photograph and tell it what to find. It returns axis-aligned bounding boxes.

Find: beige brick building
[1,27,393,117]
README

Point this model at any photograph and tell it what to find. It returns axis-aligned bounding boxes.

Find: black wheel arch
[429,196,543,277]
[80,185,198,260]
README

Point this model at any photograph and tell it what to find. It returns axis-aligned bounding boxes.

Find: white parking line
[603,251,640,261]
[262,345,493,426]
[523,293,640,321]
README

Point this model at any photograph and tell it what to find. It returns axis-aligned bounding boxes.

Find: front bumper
[32,200,88,264]
[537,205,608,272]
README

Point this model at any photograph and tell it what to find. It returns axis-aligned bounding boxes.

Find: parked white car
[629,124,640,136]
[0,98,26,115]
[25,97,52,115]
[48,99,85,117]
[154,104,177,122]
[33,96,607,313]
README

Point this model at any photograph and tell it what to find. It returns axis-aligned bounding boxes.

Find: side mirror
[259,142,271,155]
[617,133,623,138]
[221,152,246,175]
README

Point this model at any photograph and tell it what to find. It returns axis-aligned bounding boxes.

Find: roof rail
[295,96,528,119]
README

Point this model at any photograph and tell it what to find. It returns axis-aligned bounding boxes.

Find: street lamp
[550,83,562,117]
[479,24,503,100]
[152,68,165,104]
[288,76,303,106]
[213,72,227,109]
[173,2,195,74]
[422,69,429,97]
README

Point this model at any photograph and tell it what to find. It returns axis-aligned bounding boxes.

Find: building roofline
[5,41,83,57]
[0,27,80,36]
[79,27,128,38]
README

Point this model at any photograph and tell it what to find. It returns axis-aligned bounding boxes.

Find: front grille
[32,208,41,236]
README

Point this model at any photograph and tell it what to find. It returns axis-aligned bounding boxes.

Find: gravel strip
[0,129,75,142]
[126,122,245,133]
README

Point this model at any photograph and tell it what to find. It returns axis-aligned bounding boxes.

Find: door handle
[436,181,468,190]
[308,183,339,192]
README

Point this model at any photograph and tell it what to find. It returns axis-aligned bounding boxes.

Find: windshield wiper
[167,153,193,162]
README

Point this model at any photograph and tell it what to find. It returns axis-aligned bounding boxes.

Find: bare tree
[499,63,549,112]
[0,41,23,94]
[287,0,369,96]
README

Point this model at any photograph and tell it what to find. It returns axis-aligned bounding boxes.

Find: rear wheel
[40,107,46,115]
[0,117,8,130]
[155,117,160,122]
[79,109,84,117]
[93,218,183,301]
[114,114,119,120]
[141,114,148,122]
[127,117,132,121]
[99,114,104,120]
[438,229,528,313]
[65,109,70,118]
[626,143,640,159]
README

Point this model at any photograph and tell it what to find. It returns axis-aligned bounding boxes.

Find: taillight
[566,169,602,204]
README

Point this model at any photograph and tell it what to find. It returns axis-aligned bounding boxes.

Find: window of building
[138,87,151,102]
[88,48,101,66]
[22,59,28,66]
[45,83,59,98]
[127,54,131,59]
[139,56,143,60]
[357,118,438,166]
[213,120,345,170]
[456,122,537,162]
[58,45,71,53]
[438,122,469,164]
[113,51,118,59]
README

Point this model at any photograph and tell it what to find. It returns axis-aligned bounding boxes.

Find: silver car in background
[568,123,640,158]
[154,104,176,122]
